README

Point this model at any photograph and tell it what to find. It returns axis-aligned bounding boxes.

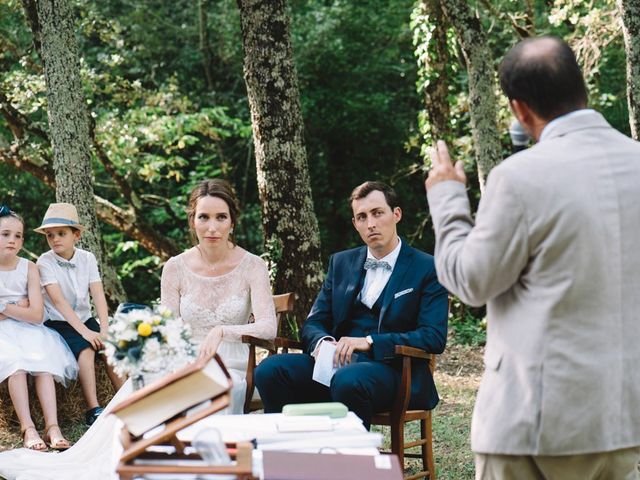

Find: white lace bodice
[160,251,277,343]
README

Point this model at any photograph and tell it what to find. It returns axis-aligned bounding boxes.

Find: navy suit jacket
[301,240,449,410]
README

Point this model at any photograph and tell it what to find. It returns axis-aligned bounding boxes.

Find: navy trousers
[254,353,399,429]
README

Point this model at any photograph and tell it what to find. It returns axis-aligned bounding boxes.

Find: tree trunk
[413,0,451,141]
[618,0,640,140]
[440,0,502,192]
[236,0,323,322]
[197,0,215,90]
[22,0,125,303]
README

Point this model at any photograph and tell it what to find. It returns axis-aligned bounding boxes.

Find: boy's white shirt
[37,248,101,322]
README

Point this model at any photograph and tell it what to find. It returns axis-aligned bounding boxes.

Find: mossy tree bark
[21,0,125,303]
[618,0,640,140]
[236,0,323,321]
[440,0,502,193]
[415,0,452,141]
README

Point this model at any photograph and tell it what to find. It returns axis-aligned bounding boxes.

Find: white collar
[53,250,77,265]
[539,109,596,142]
[366,237,402,269]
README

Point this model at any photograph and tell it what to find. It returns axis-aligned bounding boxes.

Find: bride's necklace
[196,245,226,271]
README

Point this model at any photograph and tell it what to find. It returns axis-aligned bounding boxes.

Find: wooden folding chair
[242,292,299,413]
[371,349,437,480]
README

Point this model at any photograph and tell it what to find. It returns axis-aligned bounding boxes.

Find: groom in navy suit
[255,181,448,429]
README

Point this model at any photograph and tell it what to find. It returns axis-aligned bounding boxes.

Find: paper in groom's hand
[312,340,337,387]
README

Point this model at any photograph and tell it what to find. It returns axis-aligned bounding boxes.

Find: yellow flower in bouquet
[137,322,152,337]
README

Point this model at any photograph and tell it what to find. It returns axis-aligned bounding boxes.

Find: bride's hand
[199,326,223,360]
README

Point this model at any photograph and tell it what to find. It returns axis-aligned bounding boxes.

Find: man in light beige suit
[426,36,640,479]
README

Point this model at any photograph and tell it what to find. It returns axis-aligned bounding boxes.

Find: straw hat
[34,203,85,234]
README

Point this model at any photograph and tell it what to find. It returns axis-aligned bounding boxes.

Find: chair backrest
[273,292,295,314]
[273,292,296,338]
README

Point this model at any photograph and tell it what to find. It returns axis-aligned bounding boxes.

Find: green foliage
[290,0,427,256]
[449,297,486,347]
[0,0,631,307]
[0,0,255,304]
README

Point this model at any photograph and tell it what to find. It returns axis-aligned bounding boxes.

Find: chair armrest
[274,336,303,350]
[386,347,436,419]
[241,335,276,353]
[394,345,430,360]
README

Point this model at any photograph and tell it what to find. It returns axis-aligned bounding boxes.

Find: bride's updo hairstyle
[186,179,240,245]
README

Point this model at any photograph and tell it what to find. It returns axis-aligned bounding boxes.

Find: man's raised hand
[425,140,466,190]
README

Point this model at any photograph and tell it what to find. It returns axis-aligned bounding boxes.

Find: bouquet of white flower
[105,303,196,382]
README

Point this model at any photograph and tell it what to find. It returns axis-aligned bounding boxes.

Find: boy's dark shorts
[45,317,100,359]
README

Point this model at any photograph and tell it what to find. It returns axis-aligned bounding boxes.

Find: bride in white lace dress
[0,180,277,480]
[160,178,277,414]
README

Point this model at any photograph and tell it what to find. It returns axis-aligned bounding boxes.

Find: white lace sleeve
[160,256,182,316]
[220,256,277,342]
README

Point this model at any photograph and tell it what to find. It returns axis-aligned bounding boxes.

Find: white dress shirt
[359,237,401,308]
[37,248,101,322]
[312,237,402,353]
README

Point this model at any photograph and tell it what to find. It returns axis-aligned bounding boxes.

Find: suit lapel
[336,247,367,325]
[378,242,413,328]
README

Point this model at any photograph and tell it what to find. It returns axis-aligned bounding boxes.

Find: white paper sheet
[276,416,334,432]
[177,412,380,457]
[312,340,337,386]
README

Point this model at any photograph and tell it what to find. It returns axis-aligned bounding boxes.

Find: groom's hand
[425,140,467,190]
[333,336,370,367]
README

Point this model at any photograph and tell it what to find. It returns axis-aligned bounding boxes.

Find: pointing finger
[436,140,452,167]
[429,145,440,169]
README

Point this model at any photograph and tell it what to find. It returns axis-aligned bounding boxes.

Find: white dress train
[0,379,132,480]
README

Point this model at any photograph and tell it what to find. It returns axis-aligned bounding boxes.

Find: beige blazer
[427,111,640,455]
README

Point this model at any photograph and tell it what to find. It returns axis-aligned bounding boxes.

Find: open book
[111,354,232,437]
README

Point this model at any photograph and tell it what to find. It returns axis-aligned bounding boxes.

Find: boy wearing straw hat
[35,203,112,426]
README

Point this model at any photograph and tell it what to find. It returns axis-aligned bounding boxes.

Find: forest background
[0,0,636,335]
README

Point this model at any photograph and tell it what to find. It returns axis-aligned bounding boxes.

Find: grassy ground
[0,345,483,479]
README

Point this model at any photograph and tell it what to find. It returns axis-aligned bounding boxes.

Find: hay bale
[0,358,116,435]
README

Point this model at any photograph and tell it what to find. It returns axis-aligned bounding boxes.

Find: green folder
[282,402,348,419]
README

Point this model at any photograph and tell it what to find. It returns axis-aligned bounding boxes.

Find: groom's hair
[349,181,399,211]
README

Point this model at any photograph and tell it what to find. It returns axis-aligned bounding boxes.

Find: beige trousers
[475,447,640,480]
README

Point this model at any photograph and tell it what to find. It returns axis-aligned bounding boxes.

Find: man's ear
[511,99,547,141]
[393,207,402,224]
[510,99,530,126]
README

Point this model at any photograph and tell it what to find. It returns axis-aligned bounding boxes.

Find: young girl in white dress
[161,178,277,413]
[0,206,78,451]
